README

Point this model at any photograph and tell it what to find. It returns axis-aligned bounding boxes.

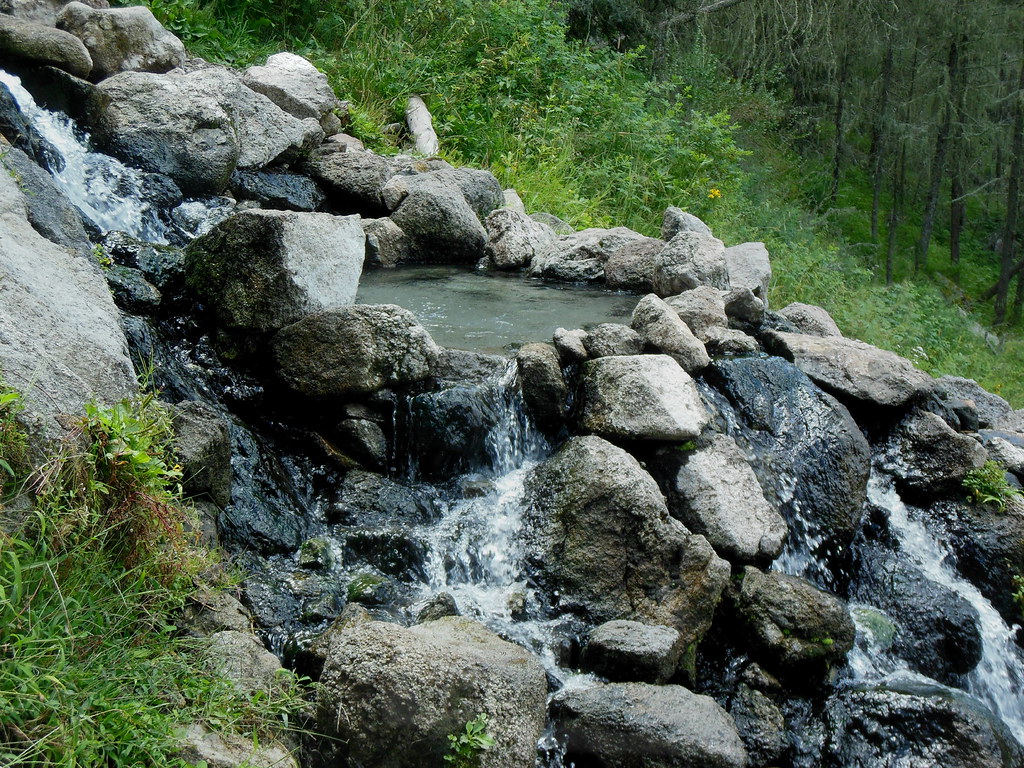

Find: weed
[445,713,495,768]
[963,461,1021,512]
[0,382,29,498]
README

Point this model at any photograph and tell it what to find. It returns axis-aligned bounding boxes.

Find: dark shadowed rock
[631,293,710,373]
[300,147,399,216]
[582,620,684,684]
[653,231,730,296]
[104,265,161,314]
[723,287,765,330]
[880,409,987,496]
[729,684,787,768]
[229,169,325,212]
[516,342,567,433]
[932,375,1012,430]
[361,217,410,268]
[552,682,748,768]
[329,470,440,528]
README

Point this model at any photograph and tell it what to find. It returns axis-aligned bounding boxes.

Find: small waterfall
[856,471,1024,743]
[1,69,173,243]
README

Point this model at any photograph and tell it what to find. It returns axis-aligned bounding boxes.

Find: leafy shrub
[445,713,496,768]
[0,383,29,497]
[963,461,1021,512]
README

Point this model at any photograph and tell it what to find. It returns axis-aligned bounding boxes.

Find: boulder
[723,287,765,330]
[764,331,934,409]
[665,286,728,339]
[881,409,987,496]
[981,430,1024,478]
[777,302,842,337]
[0,0,107,26]
[384,166,502,220]
[704,327,759,356]
[300,147,399,216]
[184,209,364,341]
[604,237,664,292]
[653,433,787,565]
[181,587,252,638]
[708,357,871,578]
[102,231,183,291]
[229,169,325,212]
[483,207,557,270]
[314,617,548,768]
[723,242,771,302]
[553,327,589,364]
[530,210,574,234]
[272,305,438,398]
[523,436,730,644]
[205,630,284,696]
[528,226,647,283]
[329,470,440,528]
[582,620,684,684]
[242,52,339,122]
[652,231,730,297]
[516,342,567,433]
[631,293,710,374]
[932,375,1012,430]
[736,567,855,678]
[552,682,748,768]
[337,418,388,470]
[728,684,787,768]
[362,217,410,268]
[661,206,712,240]
[178,724,297,768]
[582,323,644,358]
[580,355,709,442]
[502,187,526,213]
[56,2,185,80]
[0,162,135,450]
[0,13,92,78]
[172,400,232,507]
[104,265,161,314]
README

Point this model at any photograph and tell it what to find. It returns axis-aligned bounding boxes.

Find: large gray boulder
[881,409,987,496]
[582,323,644,358]
[552,682,748,768]
[653,231,730,297]
[661,206,712,240]
[361,217,409,268]
[665,285,728,339]
[777,302,842,337]
[523,436,730,646]
[528,226,647,283]
[314,617,548,768]
[242,52,339,124]
[56,2,185,80]
[483,207,557,270]
[0,162,135,449]
[272,305,438,398]
[300,147,400,216]
[765,331,934,409]
[184,209,364,342]
[604,237,664,292]
[86,65,319,194]
[0,0,107,26]
[653,433,787,565]
[178,724,297,768]
[723,242,771,302]
[736,567,855,678]
[516,342,567,433]
[631,293,710,374]
[582,620,685,684]
[0,13,92,77]
[580,354,709,442]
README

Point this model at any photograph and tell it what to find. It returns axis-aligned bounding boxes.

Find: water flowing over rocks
[880,409,988,497]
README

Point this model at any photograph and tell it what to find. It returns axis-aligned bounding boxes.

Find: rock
[229,169,325,212]
[86,65,317,194]
[416,592,459,623]
[653,433,787,565]
[362,217,409,268]
[502,188,526,213]
[322,131,363,152]
[0,164,135,450]
[337,418,388,470]
[184,209,364,342]
[483,207,557,270]
[516,343,567,433]
[764,331,934,409]
[820,683,1024,768]
[604,237,664,292]
[1,145,89,256]
[523,436,730,644]
[314,617,548,768]
[171,400,232,507]
[385,166,502,221]
[723,242,771,302]
[662,206,712,239]
[528,226,647,283]
[704,327,759,356]
[723,288,765,329]
[552,682,748,768]
[553,327,589,363]
[56,2,184,80]
[665,286,728,339]
[581,354,709,442]
[181,587,252,638]
[104,265,161,314]
[729,684,787,768]
[851,538,982,683]
[631,293,710,373]
[178,724,297,768]
[995,410,1024,433]
[206,630,284,696]
[102,231,183,291]
[430,348,506,385]
[530,210,574,234]
[405,94,439,155]
[582,323,644,358]
[736,567,855,678]
[932,375,1012,430]
[330,470,439,528]
[272,305,438,398]
[300,147,399,216]
[0,13,92,78]
[242,52,338,121]
[881,409,987,496]
[582,621,684,684]
[981,430,1024,478]
[1,0,108,26]
[708,357,871,579]
[777,302,842,337]
[652,231,730,297]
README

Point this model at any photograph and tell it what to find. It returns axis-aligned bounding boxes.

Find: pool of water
[356,266,638,353]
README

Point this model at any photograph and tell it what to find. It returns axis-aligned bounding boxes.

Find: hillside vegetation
[143,0,1024,404]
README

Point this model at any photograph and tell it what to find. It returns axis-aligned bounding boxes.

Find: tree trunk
[994,47,1024,325]
[887,142,907,284]
[830,49,851,205]
[871,45,894,243]
[948,32,968,266]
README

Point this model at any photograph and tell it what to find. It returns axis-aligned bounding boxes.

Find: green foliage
[445,713,496,768]
[1013,574,1024,622]
[0,382,29,497]
[963,461,1021,512]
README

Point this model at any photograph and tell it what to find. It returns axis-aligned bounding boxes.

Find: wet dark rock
[736,566,855,680]
[819,682,1024,768]
[581,620,685,684]
[102,231,184,291]
[529,226,647,283]
[552,682,749,768]
[580,354,709,442]
[344,570,398,607]
[604,237,663,292]
[724,242,770,303]
[523,436,730,646]
[343,529,428,581]
[632,293,710,374]
[652,231,730,297]
[298,536,335,570]
[850,539,982,683]
[329,470,439,528]
[229,168,325,212]
[172,399,231,507]
[516,342,567,434]
[661,206,712,240]
[13,64,95,122]
[104,264,160,313]
[932,375,1012,430]
[708,357,871,579]
[582,322,644,358]
[1,78,65,172]
[416,592,460,624]
[729,684,787,768]
[881,409,987,497]
[313,617,548,768]
[336,418,387,470]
